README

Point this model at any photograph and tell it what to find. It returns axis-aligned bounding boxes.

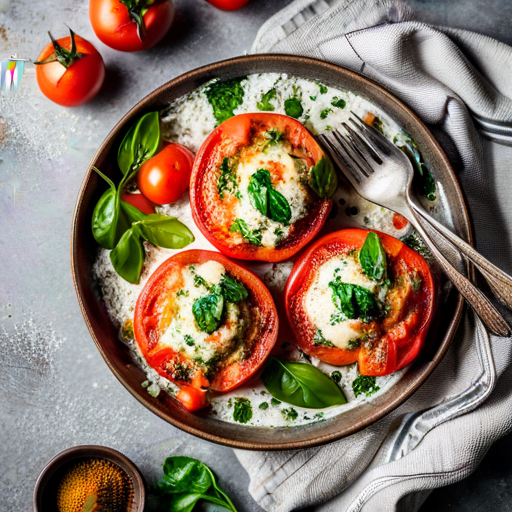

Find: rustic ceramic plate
[71,55,470,450]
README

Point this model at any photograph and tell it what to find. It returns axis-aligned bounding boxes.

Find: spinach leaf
[110,227,145,284]
[353,375,380,397]
[205,78,245,126]
[220,275,248,303]
[261,358,347,409]
[118,111,160,175]
[331,97,346,109]
[233,397,252,424]
[257,88,276,111]
[309,156,337,199]
[284,97,303,119]
[248,169,291,225]
[192,285,224,334]
[134,213,195,249]
[329,281,380,323]
[359,231,387,282]
[230,219,263,246]
[91,167,124,250]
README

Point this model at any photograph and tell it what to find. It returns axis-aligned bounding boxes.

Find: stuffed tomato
[285,229,435,376]
[190,113,336,262]
[134,250,278,411]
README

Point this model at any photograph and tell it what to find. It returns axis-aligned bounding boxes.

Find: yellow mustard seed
[56,458,133,512]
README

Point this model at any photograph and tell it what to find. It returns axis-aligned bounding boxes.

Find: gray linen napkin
[235,1,512,510]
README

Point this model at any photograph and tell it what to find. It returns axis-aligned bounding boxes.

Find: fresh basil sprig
[329,280,381,323]
[152,456,237,512]
[309,156,337,199]
[261,358,347,409]
[359,231,387,282]
[248,169,291,225]
[118,111,160,175]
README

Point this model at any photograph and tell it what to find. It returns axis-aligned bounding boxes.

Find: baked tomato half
[134,250,278,411]
[190,113,336,262]
[285,229,435,376]
[89,0,174,52]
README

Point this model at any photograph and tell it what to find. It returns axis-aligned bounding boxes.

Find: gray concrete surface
[0,1,511,511]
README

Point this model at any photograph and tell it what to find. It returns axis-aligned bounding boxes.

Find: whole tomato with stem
[206,0,250,10]
[34,29,105,107]
[89,0,174,52]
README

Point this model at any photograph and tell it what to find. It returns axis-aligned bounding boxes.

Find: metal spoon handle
[405,207,511,337]
[411,202,512,310]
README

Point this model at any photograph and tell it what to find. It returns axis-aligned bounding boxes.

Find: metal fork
[319,114,512,337]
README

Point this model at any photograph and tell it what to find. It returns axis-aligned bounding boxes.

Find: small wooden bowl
[33,445,145,512]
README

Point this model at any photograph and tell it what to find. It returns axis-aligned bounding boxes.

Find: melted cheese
[304,255,377,349]
[234,143,311,248]
[159,261,246,364]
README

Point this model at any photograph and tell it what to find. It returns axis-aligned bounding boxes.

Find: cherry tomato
[89,0,174,52]
[137,143,194,205]
[120,191,156,215]
[35,30,105,107]
[134,250,279,411]
[392,213,409,230]
[206,0,250,10]
[285,229,435,376]
[190,113,332,262]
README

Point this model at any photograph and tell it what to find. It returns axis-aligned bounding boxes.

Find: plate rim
[71,53,470,451]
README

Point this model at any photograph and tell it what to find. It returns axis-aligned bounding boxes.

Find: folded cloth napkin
[235,1,512,510]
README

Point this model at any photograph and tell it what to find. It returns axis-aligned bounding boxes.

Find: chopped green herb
[217,157,240,200]
[194,274,210,289]
[176,289,189,298]
[262,128,284,153]
[259,402,269,410]
[316,82,328,94]
[401,232,431,259]
[141,380,150,388]
[220,274,248,303]
[347,337,363,350]
[411,275,422,292]
[281,407,298,421]
[257,88,277,111]
[230,218,263,246]
[309,95,316,101]
[353,375,380,397]
[284,97,303,119]
[331,97,346,109]
[121,319,134,340]
[270,398,281,406]
[320,108,332,120]
[172,362,192,383]
[184,335,195,347]
[313,328,335,347]
[314,412,324,419]
[205,77,245,125]
[233,397,253,424]
[331,371,342,384]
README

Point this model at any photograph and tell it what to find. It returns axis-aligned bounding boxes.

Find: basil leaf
[118,111,160,175]
[110,227,145,284]
[359,231,387,282]
[284,97,303,119]
[220,275,248,303]
[135,214,195,249]
[248,169,291,225]
[159,457,213,494]
[329,281,380,323]
[192,285,224,334]
[120,199,147,223]
[309,156,337,199]
[261,358,347,409]
[230,219,262,247]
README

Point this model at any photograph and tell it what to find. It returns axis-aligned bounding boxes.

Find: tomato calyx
[34,29,83,69]
[118,0,156,41]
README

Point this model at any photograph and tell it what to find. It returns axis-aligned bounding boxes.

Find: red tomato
[392,213,409,230]
[89,0,174,52]
[35,31,105,107]
[137,143,194,205]
[206,0,250,10]
[120,191,156,215]
[190,113,332,262]
[285,229,435,376]
[133,250,279,411]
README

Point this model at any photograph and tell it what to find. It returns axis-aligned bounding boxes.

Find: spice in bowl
[55,458,133,512]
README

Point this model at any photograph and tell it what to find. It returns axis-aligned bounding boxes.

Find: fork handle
[406,208,511,337]
[411,202,512,311]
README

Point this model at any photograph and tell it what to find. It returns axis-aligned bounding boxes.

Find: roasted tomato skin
[133,250,279,410]
[35,35,105,107]
[89,0,174,52]
[285,229,435,376]
[206,0,250,10]
[190,113,332,263]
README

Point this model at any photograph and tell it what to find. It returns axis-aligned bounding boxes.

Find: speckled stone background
[1,1,511,511]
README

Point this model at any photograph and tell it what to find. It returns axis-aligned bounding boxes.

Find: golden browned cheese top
[56,458,133,512]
